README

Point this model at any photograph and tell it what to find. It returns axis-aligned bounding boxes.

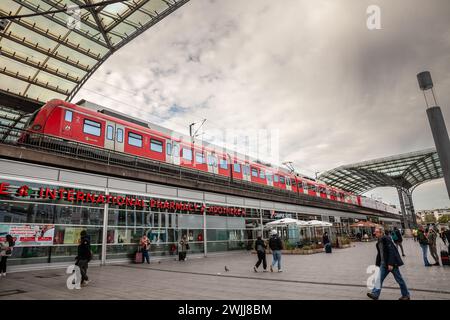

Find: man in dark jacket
[76,230,92,286]
[367,227,410,300]
[268,230,283,272]
[253,235,267,272]
[391,227,405,257]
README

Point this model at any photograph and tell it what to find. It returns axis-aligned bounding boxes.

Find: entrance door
[242,164,251,182]
[115,124,125,153]
[206,152,218,174]
[166,140,180,165]
[286,177,292,191]
[104,121,115,150]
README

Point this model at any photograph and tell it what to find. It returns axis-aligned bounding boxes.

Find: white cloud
[73,0,450,210]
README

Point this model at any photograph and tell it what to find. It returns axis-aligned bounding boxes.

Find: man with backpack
[76,230,92,287]
[391,227,405,257]
[417,225,432,267]
[253,235,267,272]
[268,230,283,272]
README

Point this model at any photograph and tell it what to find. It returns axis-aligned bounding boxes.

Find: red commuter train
[20,99,396,213]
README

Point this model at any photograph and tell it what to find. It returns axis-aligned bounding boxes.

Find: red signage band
[0,182,246,216]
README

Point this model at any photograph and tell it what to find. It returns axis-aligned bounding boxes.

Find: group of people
[138,234,190,264]
[415,225,450,267]
[253,229,284,273]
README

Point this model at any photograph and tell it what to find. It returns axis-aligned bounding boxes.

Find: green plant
[302,245,312,250]
[438,215,450,224]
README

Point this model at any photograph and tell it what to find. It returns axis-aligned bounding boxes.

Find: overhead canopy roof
[0,0,189,103]
[319,148,442,194]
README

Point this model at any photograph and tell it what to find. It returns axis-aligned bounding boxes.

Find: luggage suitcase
[325,243,332,253]
[135,249,143,263]
[441,250,450,266]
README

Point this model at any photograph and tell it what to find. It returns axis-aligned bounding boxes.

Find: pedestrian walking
[417,226,432,267]
[0,234,15,277]
[427,227,440,266]
[253,235,267,272]
[178,235,189,261]
[140,235,151,264]
[75,230,92,287]
[391,227,405,257]
[268,230,283,272]
[367,227,410,300]
[323,232,332,253]
[442,227,450,252]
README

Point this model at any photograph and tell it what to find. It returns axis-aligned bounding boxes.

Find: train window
[65,110,73,122]
[243,165,250,175]
[286,178,291,186]
[150,139,163,153]
[279,176,285,184]
[83,119,101,136]
[274,175,279,182]
[182,148,192,161]
[259,170,265,179]
[208,155,217,166]
[251,168,258,177]
[267,173,273,182]
[233,163,241,173]
[117,128,123,143]
[128,132,142,147]
[106,125,114,140]
[196,152,205,164]
[220,159,228,169]
[167,143,172,156]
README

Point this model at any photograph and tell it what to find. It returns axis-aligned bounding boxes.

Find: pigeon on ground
[158,261,161,264]
[224,266,229,272]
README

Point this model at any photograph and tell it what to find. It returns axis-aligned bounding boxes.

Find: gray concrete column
[427,106,450,199]
[405,190,417,228]
[397,187,409,230]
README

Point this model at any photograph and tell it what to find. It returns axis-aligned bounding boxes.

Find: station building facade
[0,158,399,269]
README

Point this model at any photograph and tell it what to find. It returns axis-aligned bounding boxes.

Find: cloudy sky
[73,0,450,210]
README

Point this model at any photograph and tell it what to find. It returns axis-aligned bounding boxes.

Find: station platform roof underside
[319,148,442,194]
[0,0,190,106]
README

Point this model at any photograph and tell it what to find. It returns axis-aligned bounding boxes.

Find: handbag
[186,243,190,250]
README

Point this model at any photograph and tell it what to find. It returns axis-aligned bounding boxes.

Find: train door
[206,152,218,174]
[285,177,292,191]
[266,171,274,187]
[104,121,115,150]
[115,124,125,153]
[242,164,251,182]
[166,140,180,165]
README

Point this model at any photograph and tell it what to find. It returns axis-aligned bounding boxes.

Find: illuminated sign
[0,182,246,216]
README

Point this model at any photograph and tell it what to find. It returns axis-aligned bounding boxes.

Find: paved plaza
[1,240,449,300]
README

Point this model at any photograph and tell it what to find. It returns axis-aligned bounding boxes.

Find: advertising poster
[0,224,55,246]
[63,227,84,244]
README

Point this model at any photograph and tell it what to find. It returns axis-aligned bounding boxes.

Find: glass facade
[0,176,373,267]
[0,178,271,266]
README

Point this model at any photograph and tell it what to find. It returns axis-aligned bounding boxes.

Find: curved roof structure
[319,148,442,194]
[0,0,189,103]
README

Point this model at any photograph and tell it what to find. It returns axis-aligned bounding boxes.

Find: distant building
[416,208,450,224]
